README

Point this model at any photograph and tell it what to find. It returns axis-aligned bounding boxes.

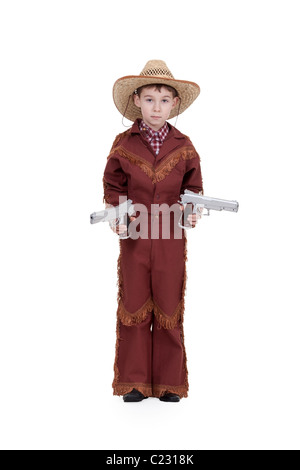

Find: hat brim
[113,75,200,122]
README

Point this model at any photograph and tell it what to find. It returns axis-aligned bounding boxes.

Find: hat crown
[139,60,174,79]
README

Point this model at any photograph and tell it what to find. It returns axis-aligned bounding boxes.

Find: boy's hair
[135,83,179,98]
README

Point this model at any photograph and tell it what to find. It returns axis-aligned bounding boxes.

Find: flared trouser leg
[114,313,153,397]
[151,314,188,397]
[113,312,188,398]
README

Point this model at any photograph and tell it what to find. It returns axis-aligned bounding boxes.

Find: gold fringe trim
[108,145,199,184]
[117,238,124,304]
[118,297,154,326]
[109,145,154,180]
[155,148,199,183]
[112,239,124,390]
[103,129,131,203]
[152,384,188,399]
[113,383,188,398]
[181,232,188,323]
[109,129,131,155]
[153,298,182,329]
[113,382,152,397]
[180,233,189,393]
[112,317,121,388]
[102,176,111,204]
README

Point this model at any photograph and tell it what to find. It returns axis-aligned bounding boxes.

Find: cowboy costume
[102,60,203,401]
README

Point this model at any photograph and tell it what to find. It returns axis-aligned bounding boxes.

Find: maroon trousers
[112,213,189,398]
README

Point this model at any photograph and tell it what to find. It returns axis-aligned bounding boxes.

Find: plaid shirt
[139,119,169,155]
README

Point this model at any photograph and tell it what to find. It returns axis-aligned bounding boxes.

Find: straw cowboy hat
[113,60,200,122]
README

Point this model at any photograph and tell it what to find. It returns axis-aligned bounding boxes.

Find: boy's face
[133,86,179,131]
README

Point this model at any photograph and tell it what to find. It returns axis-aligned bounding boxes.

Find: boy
[102,60,203,402]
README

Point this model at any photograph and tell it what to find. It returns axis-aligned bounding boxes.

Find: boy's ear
[133,93,141,108]
[172,96,179,109]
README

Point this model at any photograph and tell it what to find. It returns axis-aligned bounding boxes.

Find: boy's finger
[116,224,127,233]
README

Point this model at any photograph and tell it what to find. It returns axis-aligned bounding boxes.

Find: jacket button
[156,194,160,199]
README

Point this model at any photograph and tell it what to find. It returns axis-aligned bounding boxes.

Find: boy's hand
[105,202,136,235]
[179,205,203,227]
[113,216,136,235]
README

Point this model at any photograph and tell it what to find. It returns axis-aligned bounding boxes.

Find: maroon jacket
[103,118,203,211]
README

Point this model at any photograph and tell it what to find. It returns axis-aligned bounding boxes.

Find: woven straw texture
[113,60,200,122]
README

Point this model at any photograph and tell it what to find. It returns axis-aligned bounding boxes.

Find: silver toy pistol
[178,189,239,229]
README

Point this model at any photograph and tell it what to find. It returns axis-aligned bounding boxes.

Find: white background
[0,0,299,450]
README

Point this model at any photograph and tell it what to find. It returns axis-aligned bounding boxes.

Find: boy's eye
[145,98,169,103]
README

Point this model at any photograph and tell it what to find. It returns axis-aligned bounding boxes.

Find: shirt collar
[130,118,185,140]
[139,119,169,143]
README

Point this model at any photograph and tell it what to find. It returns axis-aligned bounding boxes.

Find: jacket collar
[129,119,186,165]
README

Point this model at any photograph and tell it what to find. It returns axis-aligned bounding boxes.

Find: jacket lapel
[154,124,185,166]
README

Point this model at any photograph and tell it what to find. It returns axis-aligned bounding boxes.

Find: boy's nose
[153,101,161,111]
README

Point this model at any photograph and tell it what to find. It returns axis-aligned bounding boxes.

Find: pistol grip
[117,213,131,239]
[179,203,193,229]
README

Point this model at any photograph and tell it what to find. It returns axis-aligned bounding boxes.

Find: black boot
[123,388,148,402]
[159,392,180,402]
